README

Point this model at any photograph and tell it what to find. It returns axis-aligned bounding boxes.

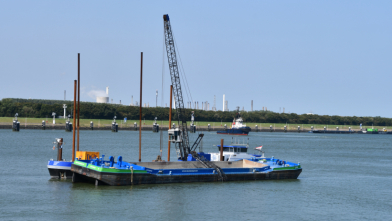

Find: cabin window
[219,147,248,153]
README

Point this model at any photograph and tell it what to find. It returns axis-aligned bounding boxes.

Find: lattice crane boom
[163,14,190,160]
[162,15,226,181]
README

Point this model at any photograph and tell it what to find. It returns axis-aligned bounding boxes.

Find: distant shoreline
[2,98,391,127]
[1,117,387,132]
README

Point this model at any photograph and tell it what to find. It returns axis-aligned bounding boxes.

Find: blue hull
[47,160,73,179]
[217,128,250,135]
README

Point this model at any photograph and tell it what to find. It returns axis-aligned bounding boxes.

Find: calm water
[0,129,391,220]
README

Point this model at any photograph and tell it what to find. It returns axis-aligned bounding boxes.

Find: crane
[163,14,226,180]
[163,14,206,160]
[163,14,191,160]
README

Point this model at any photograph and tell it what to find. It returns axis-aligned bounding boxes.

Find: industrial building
[96,87,109,103]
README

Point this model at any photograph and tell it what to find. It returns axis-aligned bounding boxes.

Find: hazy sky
[1,1,391,117]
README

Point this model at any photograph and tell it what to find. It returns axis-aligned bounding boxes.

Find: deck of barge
[131,160,268,169]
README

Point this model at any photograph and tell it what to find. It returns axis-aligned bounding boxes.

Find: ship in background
[217,108,251,135]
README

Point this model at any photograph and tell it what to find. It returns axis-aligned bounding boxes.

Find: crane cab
[168,128,182,143]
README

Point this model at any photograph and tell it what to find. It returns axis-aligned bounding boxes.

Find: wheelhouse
[217,145,248,153]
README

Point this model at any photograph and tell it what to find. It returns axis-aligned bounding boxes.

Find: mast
[168,85,173,161]
[139,52,143,162]
[77,53,80,152]
[72,80,77,162]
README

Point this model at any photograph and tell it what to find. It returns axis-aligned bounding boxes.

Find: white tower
[223,94,225,112]
[52,112,56,124]
[106,87,109,95]
[63,104,67,119]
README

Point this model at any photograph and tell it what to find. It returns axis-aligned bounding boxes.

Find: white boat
[209,139,264,161]
[217,110,251,135]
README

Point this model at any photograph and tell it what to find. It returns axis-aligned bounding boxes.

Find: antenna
[156,89,158,107]
[213,95,216,111]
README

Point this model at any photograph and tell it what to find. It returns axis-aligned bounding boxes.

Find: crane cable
[174,36,193,106]
[170,25,193,106]
[161,27,165,107]
[163,24,192,107]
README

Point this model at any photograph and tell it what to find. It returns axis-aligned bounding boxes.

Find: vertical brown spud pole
[139,52,143,162]
[57,138,63,161]
[220,139,224,161]
[168,85,173,162]
[77,53,80,152]
[72,80,77,162]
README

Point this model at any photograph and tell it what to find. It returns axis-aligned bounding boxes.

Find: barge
[48,160,73,179]
[361,128,379,134]
[311,130,355,134]
[47,138,73,179]
[47,138,99,179]
[71,155,301,186]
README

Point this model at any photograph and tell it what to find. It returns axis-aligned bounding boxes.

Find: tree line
[0,98,391,126]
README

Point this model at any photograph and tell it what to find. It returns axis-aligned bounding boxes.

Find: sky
[0,0,391,117]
